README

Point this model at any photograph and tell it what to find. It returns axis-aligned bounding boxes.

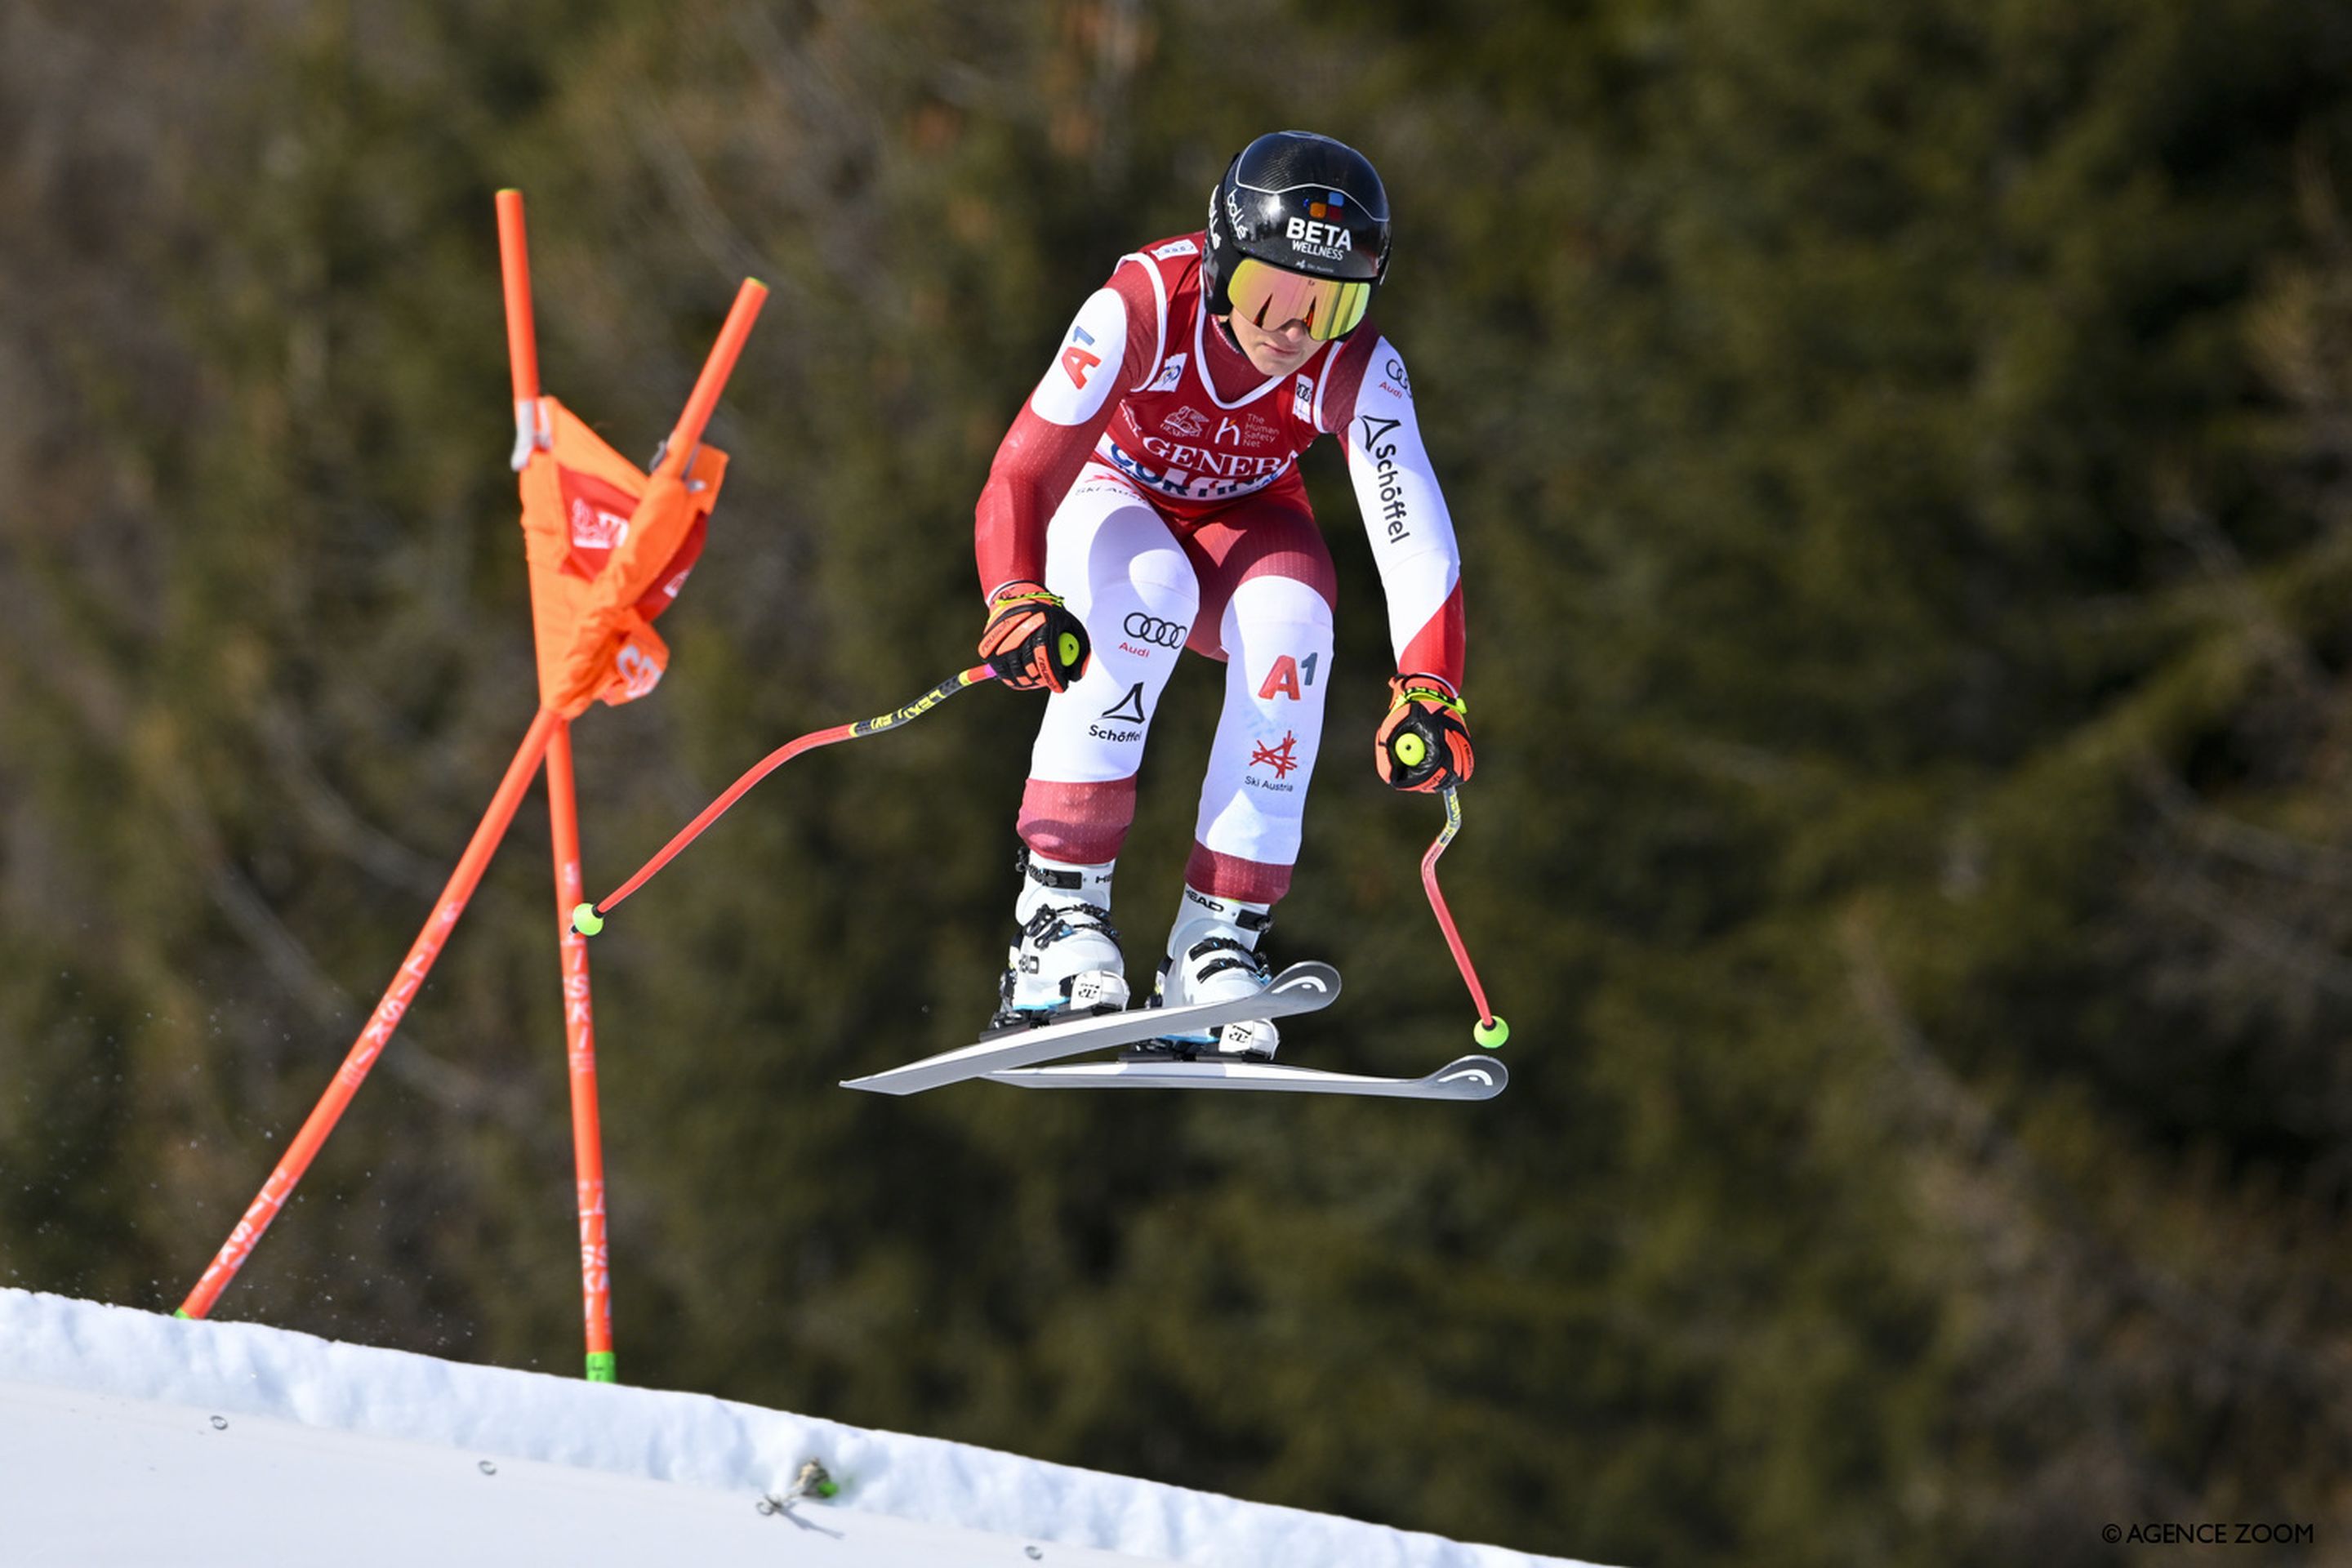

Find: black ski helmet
[1204,130,1391,341]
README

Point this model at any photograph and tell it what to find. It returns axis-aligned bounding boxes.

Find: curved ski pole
[575,665,999,932]
[1419,785,1508,1048]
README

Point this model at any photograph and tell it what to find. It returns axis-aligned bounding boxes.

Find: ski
[840,961,1342,1096]
[986,1052,1508,1101]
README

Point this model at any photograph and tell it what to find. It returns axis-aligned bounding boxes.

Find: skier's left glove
[979,579,1092,693]
[1374,674,1474,792]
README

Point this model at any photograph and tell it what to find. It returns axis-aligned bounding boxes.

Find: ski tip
[838,1075,921,1096]
[1273,960,1343,995]
[1433,1054,1510,1098]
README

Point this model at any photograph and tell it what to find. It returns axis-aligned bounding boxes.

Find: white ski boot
[1150,885,1280,1059]
[991,844,1130,1031]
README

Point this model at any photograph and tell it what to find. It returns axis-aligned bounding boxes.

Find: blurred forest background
[7,0,2352,1563]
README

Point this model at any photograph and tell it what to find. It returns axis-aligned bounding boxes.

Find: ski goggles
[1226,256,1374,341]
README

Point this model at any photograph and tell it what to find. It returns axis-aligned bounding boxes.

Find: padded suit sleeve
[973,261,1161,599]
[1333,336,1465,688]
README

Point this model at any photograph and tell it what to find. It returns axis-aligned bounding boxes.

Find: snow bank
[0,1290,1601,1567]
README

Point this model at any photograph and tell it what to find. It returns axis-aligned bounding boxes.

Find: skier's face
[1223,308,1317,376]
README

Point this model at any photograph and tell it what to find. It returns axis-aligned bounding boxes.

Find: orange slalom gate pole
[544,722,617,1382]
[496,189,547,470]
[178,708,563,1321]
[498,189,618,1382]
[656,278,768,478]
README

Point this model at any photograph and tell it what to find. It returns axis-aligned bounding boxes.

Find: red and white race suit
[975,231,1465,903]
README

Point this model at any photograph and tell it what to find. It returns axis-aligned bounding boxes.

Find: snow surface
[0,1289,1603,1568]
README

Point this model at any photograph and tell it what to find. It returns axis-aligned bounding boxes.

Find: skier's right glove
[1374,674,1474,792]
[979,580,1092,693]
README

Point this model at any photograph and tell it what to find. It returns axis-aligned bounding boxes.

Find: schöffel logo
[1357,412,1410,542]
[1100,682,1149,723]
[1122,612,1187,648]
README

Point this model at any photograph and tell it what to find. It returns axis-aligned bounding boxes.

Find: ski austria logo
[1121,612,1187,648]
[1250,731,1302,780]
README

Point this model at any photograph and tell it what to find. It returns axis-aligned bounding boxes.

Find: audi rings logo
[1122,612,1187,648]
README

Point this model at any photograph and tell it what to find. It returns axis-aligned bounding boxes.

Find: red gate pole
[178,707,561,1321]
[545,721,617,1381]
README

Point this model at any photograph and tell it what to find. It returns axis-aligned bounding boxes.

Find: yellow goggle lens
[1227,257,1373,342]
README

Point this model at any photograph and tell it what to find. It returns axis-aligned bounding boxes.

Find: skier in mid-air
[974,130,1473,1058]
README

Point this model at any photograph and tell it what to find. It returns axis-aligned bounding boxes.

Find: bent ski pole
[572,665,999,933]
[1419,785,1508,1049]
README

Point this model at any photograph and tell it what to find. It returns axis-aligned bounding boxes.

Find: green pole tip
[1473,1015,1510,1050]
[571,902,604,937]
[585,1352,618,1383]
[173,1309,191,1320]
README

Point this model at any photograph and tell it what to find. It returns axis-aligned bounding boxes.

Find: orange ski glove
[978,580,1092,693]
[1374,674,1474,792]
